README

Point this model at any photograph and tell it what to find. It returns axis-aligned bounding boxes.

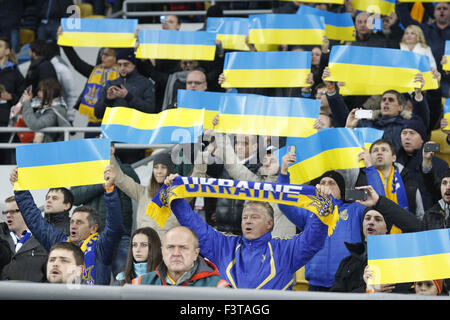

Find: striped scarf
[67,232,99,284]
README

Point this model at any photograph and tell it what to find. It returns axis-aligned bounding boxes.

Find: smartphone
[345,188,368,202]
[289,145,295,154]
[355,109,373,119]
[160,15,167,22]
[424,143,440,153]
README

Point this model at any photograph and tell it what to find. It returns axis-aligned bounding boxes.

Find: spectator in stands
[422,168,450,230]
[42,41,78,123]
[323,67,430,153]
[25,39,58,97]
[0,196,48,282]
[46,242,85,284]
[0,37,25,164]
[94,48,156,120]
[350,12,394,48]
[116,227,162,285]
[16,78,71,143]
[162,14,181,31]
[278,152,367,291]
[400,25,437,72]
[43,187,74,235]
[72,140,140,279]
[58,25,119,138]
[109,149,178,240]
[194,115,296,237]
[330,185,422,293]
[160,173,329,289]
[9,165,124,285]
[396,119,449,210]
[397,2,450,97]
[36,0,73,43]
[356,139,424,220]
[132,226,231,287]
[313,112,335,130]
[414,279,448,296]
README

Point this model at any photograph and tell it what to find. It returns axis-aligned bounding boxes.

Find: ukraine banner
[207,17,250,51]
[351,0,396,16]
[354,127,385,150]
[367,229,450,284]
[326,45,439,95]
[297,6,355,41]
[101,106,205,145]
[248,14,325,45]
[136,30,216,61]
[147,176,340,236]
[443,41,450,72]
[282,128,366,185]
[442,99,450,130]
[215,94,320,137]
[57,18,138,47]
[14,139,110,190]
[222,51,311,88]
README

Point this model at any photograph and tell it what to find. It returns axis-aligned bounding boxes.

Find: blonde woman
[400,25,437,71]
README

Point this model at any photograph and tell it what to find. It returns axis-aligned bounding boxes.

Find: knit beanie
[116,48,136,65]
[153,150,175,173]
[402,118,427,142]
[309,170,346,200]
[362,206,393,235]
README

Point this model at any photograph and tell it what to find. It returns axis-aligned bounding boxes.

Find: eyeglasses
[381,97,396,102]
[2,209,20,215]
[186,81,205,86]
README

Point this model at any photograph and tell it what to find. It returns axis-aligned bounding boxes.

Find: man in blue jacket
[162,173,329,290]
[277,152,367,291]
[9,166,124,285]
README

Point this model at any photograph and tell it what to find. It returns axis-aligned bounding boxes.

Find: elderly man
[132,226,230,287]
[160,173,329,290]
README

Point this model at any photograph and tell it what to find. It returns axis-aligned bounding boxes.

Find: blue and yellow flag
[222,51,311,88]
[136,30,216,61]
[57,18,138,47]
[351,0,396,16]
[101,106,205,145]
[443,40,450,72]
[442,99,450,130]
[297,6,355,41]
[14,139,110,190]
[354,127,385,150]
[367,229,450,284]
[326,45,439,95]
[176,89,222,130]
[147,176,340,236]
[282,128,366,184]
[248,14,325,45]
[215,94,320,137]
[207,17,250,51]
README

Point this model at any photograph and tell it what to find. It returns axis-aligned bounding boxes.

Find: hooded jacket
[132,256,230,288]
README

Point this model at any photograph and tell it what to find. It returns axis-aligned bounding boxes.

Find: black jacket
[0,223,48,282]
[44,211,70,236]
[25,56,57,96]
[0,63,26,127]
[330,196,422,293]
[94,68,156,119]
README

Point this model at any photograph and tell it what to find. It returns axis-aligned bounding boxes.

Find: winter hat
[402,118,427,143]
[309,170,346,200]
[362,206,393,236]
[153,150,175,173]
[116,48,136,65]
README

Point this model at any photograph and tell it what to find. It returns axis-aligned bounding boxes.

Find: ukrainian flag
[443,99,450,130]
[176,89,222,130]
[354,127,385,150]
[14,139,110,190]
[284,128,365,184]
[297,6,355,41]
[57,18,138,47]
[248,14,325,45]
[351,0,396,16]
[136,30,216,61]
[443,40,450,71]
[222,51,311,88]
[215,94,320,137]
[326,45,439,95]
[101,106,205,145]
[367,229,450,284]
[207,17,250,51]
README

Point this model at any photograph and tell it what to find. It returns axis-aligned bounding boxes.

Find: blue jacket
[14,189,124,285]
[277,173,366,288]
[170,198,328,290]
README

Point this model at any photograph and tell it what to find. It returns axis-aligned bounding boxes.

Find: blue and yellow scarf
[79,65,119,122]
[67,232,99,284]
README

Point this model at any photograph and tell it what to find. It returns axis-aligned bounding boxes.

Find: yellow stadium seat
[292,266,309,291]
[19,29,35,50]
[78,3,94,18]
[86,15,105,19]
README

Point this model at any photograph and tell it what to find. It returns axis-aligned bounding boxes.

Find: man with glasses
[0,196,48,282]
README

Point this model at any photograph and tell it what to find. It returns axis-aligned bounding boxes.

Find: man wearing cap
[94,48,156,120]
[330,185,422,293]
[396,118,449,210]
[277,153,367,292]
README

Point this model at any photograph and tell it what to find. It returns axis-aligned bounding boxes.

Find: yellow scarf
[67,232,99,284]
